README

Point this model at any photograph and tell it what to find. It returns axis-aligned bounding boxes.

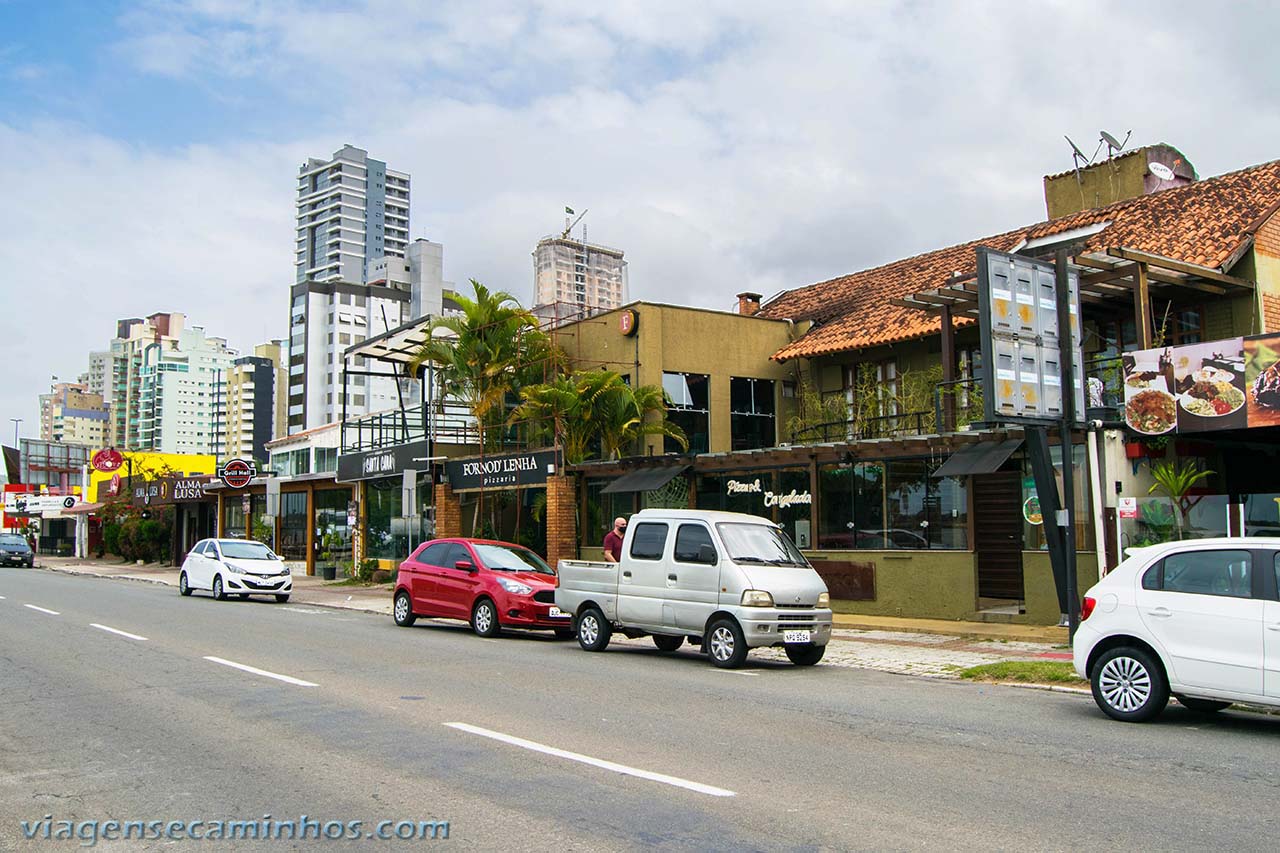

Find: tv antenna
[1100,129,1131,158]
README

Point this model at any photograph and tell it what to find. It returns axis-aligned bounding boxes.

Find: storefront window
[1244,493,1280,537]
[279,491,308,562]
[314,487,352,572]
[730,377,776,451]
[696,470,813,547]
[222,498,246,538]
[1022,445,1093,551]
[365,478,406,560]
[818,459,966,550]
[664,372,709,454]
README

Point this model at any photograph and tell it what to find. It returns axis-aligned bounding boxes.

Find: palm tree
[408,279,552,451]
[511,369,688,463]
[598,381,688,460]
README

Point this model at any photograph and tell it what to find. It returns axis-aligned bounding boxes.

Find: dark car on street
[0,534,35,567]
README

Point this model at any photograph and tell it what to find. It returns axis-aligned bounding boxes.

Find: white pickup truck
[555,508,833,668]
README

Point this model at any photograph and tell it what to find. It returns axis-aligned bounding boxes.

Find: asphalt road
[3,567,1280,851]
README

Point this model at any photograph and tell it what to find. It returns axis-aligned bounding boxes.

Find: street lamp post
[9,417,21,446]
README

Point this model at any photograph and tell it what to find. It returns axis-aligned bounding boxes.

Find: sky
[2,0,1279,445]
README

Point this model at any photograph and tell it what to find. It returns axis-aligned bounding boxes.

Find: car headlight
[223,561,244,574]
[281,564,291,575]
[741,589,774,607]
[497,577,533,596]
[816,592,830,608]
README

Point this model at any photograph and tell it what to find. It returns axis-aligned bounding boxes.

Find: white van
[555,509,833,668]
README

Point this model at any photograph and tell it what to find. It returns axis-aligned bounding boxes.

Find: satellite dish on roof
[1065,135,1090,165]
[1100,129,1131,157]
[1149,162,1175,181]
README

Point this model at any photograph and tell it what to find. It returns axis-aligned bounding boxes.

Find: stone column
[544,474,577,569]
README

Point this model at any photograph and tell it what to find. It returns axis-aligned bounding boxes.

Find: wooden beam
[1135,262,1153,349]
[939,305,956,433]
[1108,247,1254,289]
[1081,263,1138,285]
[1074,255,1229,295]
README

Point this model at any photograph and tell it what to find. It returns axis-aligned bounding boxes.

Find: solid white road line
[90,623,149,641]
[443,722,735,798]
[203,656,318,687]
[712,669,759,677]
[24,604,59,615]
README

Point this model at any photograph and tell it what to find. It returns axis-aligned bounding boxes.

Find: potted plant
[318,530,343,581]
[1147,459,1214,541]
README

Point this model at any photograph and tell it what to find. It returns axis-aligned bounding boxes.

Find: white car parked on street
[1073,537,1280,722]
[179,538,292,603]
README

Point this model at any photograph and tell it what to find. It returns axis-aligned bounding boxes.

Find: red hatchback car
[392,538,572,638]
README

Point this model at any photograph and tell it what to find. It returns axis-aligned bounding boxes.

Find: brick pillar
[545,474,578,569]
[434,482,461,539]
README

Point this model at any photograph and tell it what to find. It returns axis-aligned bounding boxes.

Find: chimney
[737,292,762,316]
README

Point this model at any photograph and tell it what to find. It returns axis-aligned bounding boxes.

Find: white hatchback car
[1073,537,1280,722]
[179,538,292,603]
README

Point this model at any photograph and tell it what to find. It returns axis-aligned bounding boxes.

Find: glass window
[417,542,450,567]
[629,523,669,560]
[443,542,471,569]
[817,459,965,550]
[473,543,553,574]
[715,522,807,566]
[1158,550,1252,598]
[730,377,776,450]
[365,479,405,560]
[314,447,337,473]
[674,524,716,564]
[663,372,709,454]
[279,492,308,562]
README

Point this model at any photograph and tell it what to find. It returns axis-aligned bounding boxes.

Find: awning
[61,502,104,515]
[932,438,1023,477]
[601,465,689,494]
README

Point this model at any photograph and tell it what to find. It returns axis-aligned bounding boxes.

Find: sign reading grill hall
[445,449,559,492]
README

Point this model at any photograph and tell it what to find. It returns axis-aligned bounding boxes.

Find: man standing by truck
[602,517,627,562]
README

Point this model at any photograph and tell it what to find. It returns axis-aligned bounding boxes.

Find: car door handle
[668,574,678,581]
[1267,622,1280,632]
[1148,607,1173,619]
[622,571,632,578]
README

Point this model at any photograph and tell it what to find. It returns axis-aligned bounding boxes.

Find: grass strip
[958,660,1086,686]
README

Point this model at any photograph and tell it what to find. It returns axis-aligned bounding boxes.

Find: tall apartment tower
[108,313,238,453]
[218,341,287,463]
[531,229,628,326]
[39,382,108,447]
[295,144,410,284]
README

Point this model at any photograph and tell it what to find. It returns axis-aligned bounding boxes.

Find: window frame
[1142,548,1258,600]
[628,522,670,561]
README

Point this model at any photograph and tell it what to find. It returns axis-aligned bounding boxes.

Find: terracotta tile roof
[761,158,1280,361]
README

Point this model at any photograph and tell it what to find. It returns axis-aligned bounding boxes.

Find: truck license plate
[783,630,811,644]
[548,606,567,618]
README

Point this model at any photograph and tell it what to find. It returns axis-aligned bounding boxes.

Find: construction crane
[561,207,588,239]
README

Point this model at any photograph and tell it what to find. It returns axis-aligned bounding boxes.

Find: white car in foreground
[1073,537,1280,722]
[179,538,292,603]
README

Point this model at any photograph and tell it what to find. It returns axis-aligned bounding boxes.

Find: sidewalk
[29,556,1078,684]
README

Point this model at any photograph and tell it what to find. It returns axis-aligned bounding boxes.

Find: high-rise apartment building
[39,382,109,447]
[295,145,410,284]
[108,313,237,453]
[217,341,286,463]
[531,231,628,326]
[287,281,412,433]
[368,238,461,319]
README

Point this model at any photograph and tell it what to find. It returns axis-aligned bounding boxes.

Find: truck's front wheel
[576,606,612,652]
[707,618,749,669]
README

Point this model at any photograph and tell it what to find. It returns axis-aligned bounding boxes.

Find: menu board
[1121,333,1280,435]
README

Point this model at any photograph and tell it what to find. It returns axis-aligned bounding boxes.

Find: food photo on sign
[1245,331,1280,428]
[1122,337,1247,435]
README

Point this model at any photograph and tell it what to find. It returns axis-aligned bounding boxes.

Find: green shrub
[103,522,122,558]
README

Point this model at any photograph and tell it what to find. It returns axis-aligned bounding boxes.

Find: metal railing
[793,410,931,444]
[340,402,481,453]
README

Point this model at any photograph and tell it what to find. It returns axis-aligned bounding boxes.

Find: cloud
[4,0,1280,439]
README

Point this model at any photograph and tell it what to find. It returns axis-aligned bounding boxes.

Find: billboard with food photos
[1245,331,1280,428]
[1121,333,1280,435]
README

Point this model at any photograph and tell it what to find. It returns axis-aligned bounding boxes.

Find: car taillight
[1080,596,1096,622]
[553,573,559,588]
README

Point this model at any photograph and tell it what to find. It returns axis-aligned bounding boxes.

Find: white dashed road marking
[91,623,149,641]
[444,722,735,798]
[204,656,318,687]
[24,604,59,616]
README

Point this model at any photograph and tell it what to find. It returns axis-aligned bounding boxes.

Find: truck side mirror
[697,544,718,565]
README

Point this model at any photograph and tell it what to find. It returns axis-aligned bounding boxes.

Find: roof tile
[761,159,1280,361]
